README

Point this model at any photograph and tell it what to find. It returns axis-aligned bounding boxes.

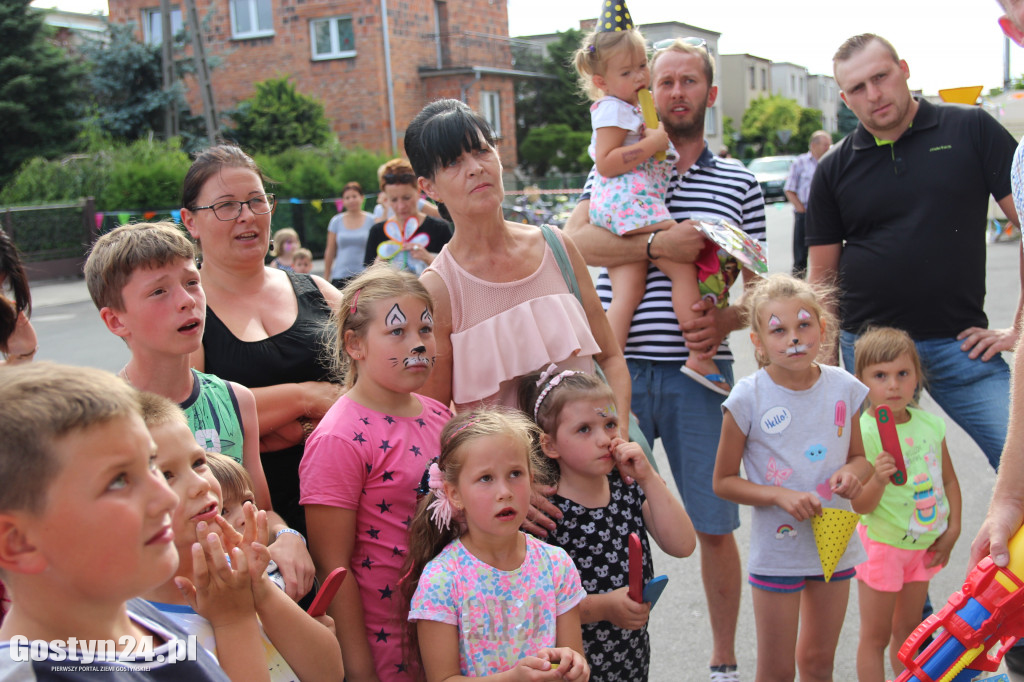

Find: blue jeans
[628,358,740,535]
[840,330,1010,470]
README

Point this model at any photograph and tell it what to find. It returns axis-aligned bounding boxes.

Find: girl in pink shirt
[301,264,451,681]
[404,408,590,681]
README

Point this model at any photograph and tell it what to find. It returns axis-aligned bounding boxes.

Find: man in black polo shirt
[807,33,1020,471]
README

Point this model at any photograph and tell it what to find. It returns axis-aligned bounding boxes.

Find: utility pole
[159,0,178,139]
[183,0,218,143]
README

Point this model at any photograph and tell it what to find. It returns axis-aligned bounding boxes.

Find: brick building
[108,0,534,166]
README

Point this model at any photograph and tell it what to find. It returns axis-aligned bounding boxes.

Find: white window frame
[229,0,274,40]
[309,16,356,60]
[480,90,501,138]
[142,6,183,45]
[706,104,718,136]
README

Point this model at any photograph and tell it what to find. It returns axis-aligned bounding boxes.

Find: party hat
[810,508,860,582]
[598,0,633,32]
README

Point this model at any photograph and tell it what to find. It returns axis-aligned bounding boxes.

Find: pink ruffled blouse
[426,229,601,410]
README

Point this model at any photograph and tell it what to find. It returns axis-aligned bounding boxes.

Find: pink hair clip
[444,418,476,446]
[426,462,454,530]
[350,288,361,314]
[533,364,583,421]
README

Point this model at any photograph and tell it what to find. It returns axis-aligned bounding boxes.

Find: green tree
[793,107,824,152]
[225,77,333,155]
[0,0,86,187]
[740,95,801,156]
[513,29,592,169]
[80,22,186,142]
[518,124,590,177]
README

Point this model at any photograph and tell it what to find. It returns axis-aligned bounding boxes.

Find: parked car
[746,155,797,202]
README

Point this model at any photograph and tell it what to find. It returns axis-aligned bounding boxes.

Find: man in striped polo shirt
[566,38,766,682]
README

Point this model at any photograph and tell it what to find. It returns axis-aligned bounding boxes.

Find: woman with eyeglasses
[180,145,343,546]
[363,158,452,275]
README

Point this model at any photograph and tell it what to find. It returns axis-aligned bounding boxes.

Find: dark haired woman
[408,99,630,530]
[323,180,375,288]
[0,228,36,366]
[180,145,343,597]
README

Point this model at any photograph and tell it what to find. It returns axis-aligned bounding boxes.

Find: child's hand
[643,122,670,152]
[604,587,650,630]
[830,469,863,500]
[174,532,256,627]
[313,614,336,636]
[926,527,960,568]
[774,488,822,522]
[872,451,898,483]
[539,647,590,681]
[612,439,652,487]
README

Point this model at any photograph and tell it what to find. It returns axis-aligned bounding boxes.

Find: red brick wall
[109,0,518,163]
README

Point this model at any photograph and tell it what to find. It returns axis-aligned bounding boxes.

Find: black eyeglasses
[192,194,276,221]
[383,172,416,185]
[653,37,708,52]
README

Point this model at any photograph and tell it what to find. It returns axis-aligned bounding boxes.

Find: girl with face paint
[711,274,876,682]
[299,263,452,682]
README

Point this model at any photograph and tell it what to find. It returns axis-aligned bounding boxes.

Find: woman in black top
[363,158,451,275]
[180,145,343,597]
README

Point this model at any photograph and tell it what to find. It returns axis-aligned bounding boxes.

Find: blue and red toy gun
[894,529,1024,681]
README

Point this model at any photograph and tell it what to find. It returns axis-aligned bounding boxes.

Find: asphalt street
[25,201,1021,681]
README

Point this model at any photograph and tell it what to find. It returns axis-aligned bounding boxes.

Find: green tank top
[181,369,245,463]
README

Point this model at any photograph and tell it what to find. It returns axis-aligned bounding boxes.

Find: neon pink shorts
[855,524,942,592]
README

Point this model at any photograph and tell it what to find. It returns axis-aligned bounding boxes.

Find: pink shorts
[855,524,942,592]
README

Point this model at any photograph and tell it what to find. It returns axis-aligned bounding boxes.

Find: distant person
[784,130,831,277]
[713,275,871,682]
[364,159,452,275]
[323,181,374,288]
[371,162,442,222]
[0,228,36,366]
[572,14,728,396]
[718,146,744,166]
[269,227,301,271]
[292,247,313,274]
[0,363,229,680]
[807,33,1020,470]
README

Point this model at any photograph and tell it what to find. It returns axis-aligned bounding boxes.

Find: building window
[142,7,182,45]
[480,90,501,137]
[748,66,754,89]
[310,16,355,60]
[230,0,273,39]
[706,105,718,135]
[761,68,766,90]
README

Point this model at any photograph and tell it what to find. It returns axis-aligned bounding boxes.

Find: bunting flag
[143,211,157,220]
[335,200,344,213]
[311,200,322,212]
[289,197,301,204]
[810,509,860,582]
[94,213,105,230]
[170,209,181,224]
[117,213,130,225]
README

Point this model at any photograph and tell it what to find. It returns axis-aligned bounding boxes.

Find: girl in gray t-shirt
[712,274,873,682]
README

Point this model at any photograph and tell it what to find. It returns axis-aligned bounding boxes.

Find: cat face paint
[360,295,437,394]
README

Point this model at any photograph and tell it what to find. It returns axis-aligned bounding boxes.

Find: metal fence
[1,199,97,280]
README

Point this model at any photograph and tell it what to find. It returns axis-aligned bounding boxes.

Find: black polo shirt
[806,97,1015,338]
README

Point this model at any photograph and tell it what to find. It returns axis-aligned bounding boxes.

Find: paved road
[25,203,1021,681]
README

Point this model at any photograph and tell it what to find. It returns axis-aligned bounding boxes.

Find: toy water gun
[893,528,1024,681]
[637,88,665,162]
[875,404,908,486]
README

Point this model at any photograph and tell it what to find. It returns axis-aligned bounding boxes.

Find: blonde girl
[521,367,695,682]
[403,408,591,681]
[712,274,874,682]
[300,263,452,682]
[270,228,300,271]
[574,27,727,395]
[852,327,961,682]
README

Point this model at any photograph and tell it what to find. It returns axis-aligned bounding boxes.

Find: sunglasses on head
[383,172,416,185]
[653,36,708,52]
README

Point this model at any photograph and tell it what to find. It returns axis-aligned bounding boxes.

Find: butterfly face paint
[594,403,618,419]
